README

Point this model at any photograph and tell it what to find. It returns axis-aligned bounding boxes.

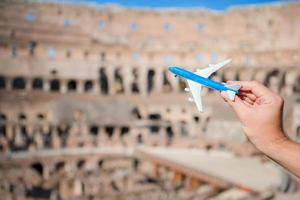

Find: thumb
[220,91,245,112]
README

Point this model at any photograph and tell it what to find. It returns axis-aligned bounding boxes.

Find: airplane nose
[168,66,177,74]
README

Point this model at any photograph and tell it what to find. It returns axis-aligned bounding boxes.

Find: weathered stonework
[0,0,299,199]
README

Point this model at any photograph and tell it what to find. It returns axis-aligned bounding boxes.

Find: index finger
[227,81,273,98]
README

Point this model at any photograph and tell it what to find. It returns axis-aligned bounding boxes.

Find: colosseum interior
[0,0,300,199]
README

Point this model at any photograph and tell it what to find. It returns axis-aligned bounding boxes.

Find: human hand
[221,81,287,150]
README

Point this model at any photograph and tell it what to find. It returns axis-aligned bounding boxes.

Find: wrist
[254,131,289,153]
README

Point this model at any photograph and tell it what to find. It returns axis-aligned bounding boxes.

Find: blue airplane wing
[186,59,232,112]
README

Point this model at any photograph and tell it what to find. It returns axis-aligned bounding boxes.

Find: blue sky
[64,0,286,10]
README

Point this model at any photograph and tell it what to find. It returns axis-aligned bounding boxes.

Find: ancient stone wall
[0,1,299,199]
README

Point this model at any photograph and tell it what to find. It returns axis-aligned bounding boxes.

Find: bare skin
[221,81,300,178]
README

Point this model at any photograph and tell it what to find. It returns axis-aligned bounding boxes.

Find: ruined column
[60,79,67,93]
[92,80,100,94]
[6,77,12,90]
[44,79,50,92]
[77,80,84,93]
[155,68,163,92]
[139,67,147,96]
[106,66,115,95]
[25,77,32,91]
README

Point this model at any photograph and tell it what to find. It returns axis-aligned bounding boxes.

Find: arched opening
[166,126,174,145]
[57,124,69,148]
[147,69,155,93]
[294,76,300,93]
[84,80,93,92]
[37,113,45,120]
[148,113,161,120]
[297,127,300,140]
[67,80,77,91]
[55,161,65,172]
[98,160,104,169]
[31,162,44,176]
[162,70,172,92]
[77,159,85,169]
[12,77,26,89]
[265,70,280,86]
[121,126,129,136]
[27,41,37,56]
[105,126,114,138]
[18,113,27,121]
[89,125,98,136]
[178,78,187,92]
[131,68,140,93]
[99,68,109,94]
[32,78,43,90]
[0,76,6,89]
[114,68,124,94]
[0,114,6,137]
[136,133,143,144]
[50,79,60,92]
[180,121,189,137]
[148,113,161,134]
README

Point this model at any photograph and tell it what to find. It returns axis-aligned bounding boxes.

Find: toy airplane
[168,59,240,112]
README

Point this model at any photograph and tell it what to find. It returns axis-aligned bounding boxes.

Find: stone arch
[89,125,98,136]
[131,68,140,94]
[294,74,300,93]
[264,69,280,85]
[148,113,161,134]
[121,126,129,136]
[147,69,155,93]
[162,69,172,92]
[18,113,27,121]
[105,126,114,138]
[84,80,93,92]
[114,67,124,94]
[179,121,189,137]
[99,67,109,94]
[166,126,174,140]
[37,113,45,120]
[31,162,44,176]
[283,69,299,95]
[0,113,7,137]
[55,161,65,172]
[77,159,86,169]
[50,79,60,92]
[32,78,43,90]
[67,80,77,91]
[297,126,300,140]
[0,75,6,89]
[12,77,26,89]
[178,77,187,92]
[98,159,104,169]
[265,69,283,92]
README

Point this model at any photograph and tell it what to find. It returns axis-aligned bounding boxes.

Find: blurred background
[0,0,300,199]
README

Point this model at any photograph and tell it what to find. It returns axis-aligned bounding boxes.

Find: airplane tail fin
[225,84,241,100]
[208,59,232,69]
